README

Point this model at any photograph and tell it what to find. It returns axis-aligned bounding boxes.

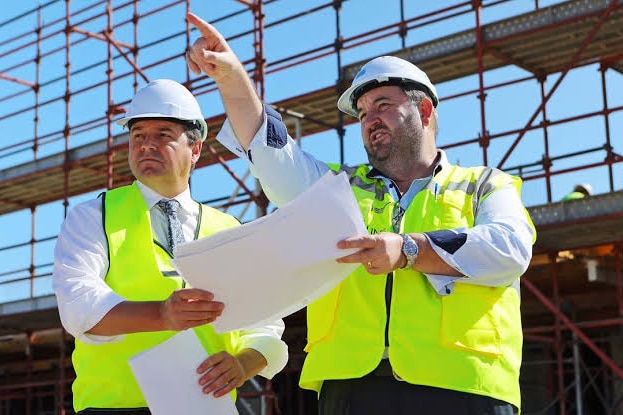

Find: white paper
[172,171,368,333]
[128,329,238,415]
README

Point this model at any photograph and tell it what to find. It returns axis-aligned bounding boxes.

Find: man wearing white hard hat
[186,12,535,415]
[561,183,593,200]
[52,78,288,414]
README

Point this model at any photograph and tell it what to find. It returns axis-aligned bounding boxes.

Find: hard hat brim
[337,77,438,118]
[337,81,366,118]
[116,114,208,141]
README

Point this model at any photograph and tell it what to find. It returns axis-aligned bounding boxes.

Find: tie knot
[158,199,180,216]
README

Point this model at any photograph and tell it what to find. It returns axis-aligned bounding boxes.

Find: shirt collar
[135,180,196,215]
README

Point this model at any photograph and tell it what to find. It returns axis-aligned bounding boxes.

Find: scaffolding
[1,0,623,413]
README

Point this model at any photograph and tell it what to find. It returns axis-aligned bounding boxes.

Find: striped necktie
[157,199,185,253]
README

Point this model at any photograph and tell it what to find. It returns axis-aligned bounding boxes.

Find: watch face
[401,234,418,264]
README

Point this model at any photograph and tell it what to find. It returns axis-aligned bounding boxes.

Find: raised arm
[185,12,261,150]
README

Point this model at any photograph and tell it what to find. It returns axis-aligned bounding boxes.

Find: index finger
[187,12,225,43]
[336,235,376,250]
[197,351,228,373]
[176,287,216,302]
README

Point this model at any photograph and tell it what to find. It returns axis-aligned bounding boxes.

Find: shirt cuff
[238,331,288,379]
[421,232,464,296]
[216,104,288,163]
[424,230,468,273]
[423,274,462,296]
[215,117,256,161]
[264,104,288,149]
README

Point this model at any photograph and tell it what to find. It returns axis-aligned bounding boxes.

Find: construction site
[1,0,623,413]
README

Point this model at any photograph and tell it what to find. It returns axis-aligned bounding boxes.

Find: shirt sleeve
[52,198,126,344]
[237,319,288,379]
[216,105,330,207]
[424,184,535,294]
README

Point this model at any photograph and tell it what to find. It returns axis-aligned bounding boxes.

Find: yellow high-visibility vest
[300,164,535,409]
[72,183,241,411]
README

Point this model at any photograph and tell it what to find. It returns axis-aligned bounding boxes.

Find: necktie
[157,199,185,253]
[392,204,405,232]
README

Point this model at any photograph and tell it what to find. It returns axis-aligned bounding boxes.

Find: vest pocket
[304,284,342,352]
[440,284,511,357]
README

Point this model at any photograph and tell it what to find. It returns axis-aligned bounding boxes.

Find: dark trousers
[319,363,518,415]
[77,409,151,415]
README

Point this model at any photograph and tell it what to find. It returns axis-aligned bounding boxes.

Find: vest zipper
[384,271,393,347]
[386,193,403,349]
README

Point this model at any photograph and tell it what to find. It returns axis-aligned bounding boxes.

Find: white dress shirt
[216,110,535,296]
[52,180,288,379]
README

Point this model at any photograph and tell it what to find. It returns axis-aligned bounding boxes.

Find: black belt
[77,409,150,415]
[368,359,395,377]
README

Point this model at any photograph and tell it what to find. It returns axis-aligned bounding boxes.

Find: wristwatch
[400,234,419,270]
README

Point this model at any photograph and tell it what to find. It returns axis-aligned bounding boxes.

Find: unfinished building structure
[1,0,623,413]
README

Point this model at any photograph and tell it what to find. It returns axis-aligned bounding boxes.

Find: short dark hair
[127,117,202,146]
[352,78,438,108]
[184,125,202,146]
[404,87,438,138]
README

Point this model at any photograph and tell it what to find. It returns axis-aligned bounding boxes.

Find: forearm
[86,300,166,336]
[408,232,463,276]
[217,69,263,150]
[88,288,225,335]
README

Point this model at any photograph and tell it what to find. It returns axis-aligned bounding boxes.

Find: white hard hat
[116,79,208,141]
[337,56,439,118]
[574,183,593,196]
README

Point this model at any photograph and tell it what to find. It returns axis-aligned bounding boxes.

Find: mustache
[368,124,389,140]
[369,124,387,134]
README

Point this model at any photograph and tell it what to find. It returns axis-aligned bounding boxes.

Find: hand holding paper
[129,330,238,415]
[161,287,224,330]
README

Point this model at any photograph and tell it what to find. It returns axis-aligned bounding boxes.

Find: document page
[172,171,368,332]
[128,329,238,415]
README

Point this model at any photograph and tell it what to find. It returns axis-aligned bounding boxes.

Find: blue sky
[1,0,622,303]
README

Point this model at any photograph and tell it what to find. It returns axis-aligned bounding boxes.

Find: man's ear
[419,97,434,125]
[191,140,203,163]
